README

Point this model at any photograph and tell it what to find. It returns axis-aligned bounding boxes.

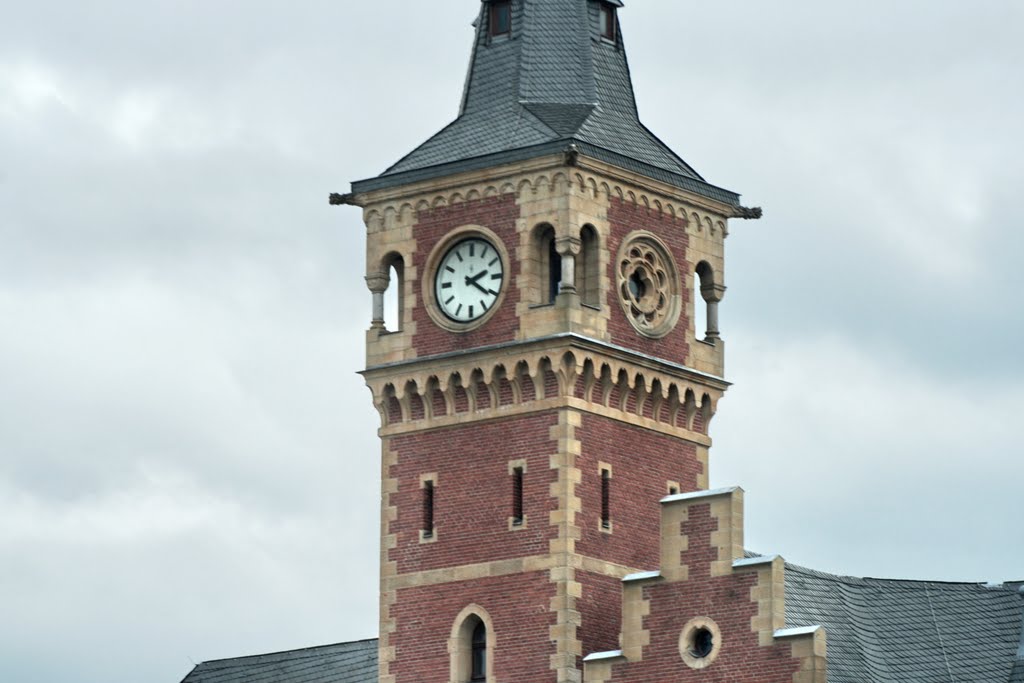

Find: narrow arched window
[548,235,561,302]
[578,225,600,307]
[383,254,405,332]
[693,271,708,339]
[534,225,560,304]
[451,609,493,683]
[471,620,487,681]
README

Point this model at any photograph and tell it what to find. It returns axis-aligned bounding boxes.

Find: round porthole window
[679,617,722,670]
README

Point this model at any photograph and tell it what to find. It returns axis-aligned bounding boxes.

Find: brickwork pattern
[388,413,559,575]
[412,195,522,356]
[606,199,691,364]
[576,570,625,658]
[390,573,559,683]
[576,414,702,569]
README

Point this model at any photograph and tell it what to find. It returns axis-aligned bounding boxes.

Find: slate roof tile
[785,563,1024,683]
[352,0,737,205]
[179,639,377,683]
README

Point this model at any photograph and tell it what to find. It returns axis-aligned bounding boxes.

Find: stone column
[701,283,727,340]
[555,236,582,295]
[366,271,390,330]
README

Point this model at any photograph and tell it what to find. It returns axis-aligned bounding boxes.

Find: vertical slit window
[490,1,511,37]
[423,480,435,538]
[470,620,487,681]
[512,467,524,526]
[600,469,611,529]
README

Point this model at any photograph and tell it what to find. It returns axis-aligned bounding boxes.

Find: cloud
[0,2,1021,682]
[714,330,1024,581]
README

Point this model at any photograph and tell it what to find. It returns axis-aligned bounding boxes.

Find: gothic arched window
[450,607,494,683]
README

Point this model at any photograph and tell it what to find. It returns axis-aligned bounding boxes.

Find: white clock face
[434,237,505,323]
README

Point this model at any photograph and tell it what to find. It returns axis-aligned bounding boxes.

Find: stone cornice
[355,161,733,240]
[362,336,725,438]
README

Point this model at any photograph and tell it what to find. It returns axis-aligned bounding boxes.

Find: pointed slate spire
[353,0,738,206]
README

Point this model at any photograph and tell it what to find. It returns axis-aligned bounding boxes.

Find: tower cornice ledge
[362,332,730,391]
[343,149,743,221]
[361,334,727,436]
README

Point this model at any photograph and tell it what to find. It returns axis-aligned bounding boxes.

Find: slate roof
[178,639,377,683]
[351,0,740,206]
[179,571,1024,683]
[785,564,1024,683]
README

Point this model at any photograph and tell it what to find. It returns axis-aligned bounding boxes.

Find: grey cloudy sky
[1,2,1021,682]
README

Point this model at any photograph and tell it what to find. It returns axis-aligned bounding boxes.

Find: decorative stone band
[354,161,734,239]
[363,344,723,433]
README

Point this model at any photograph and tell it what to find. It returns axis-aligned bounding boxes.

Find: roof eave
[351,141,741,207]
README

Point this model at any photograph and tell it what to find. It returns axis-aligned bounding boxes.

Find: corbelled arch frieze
[365,349,721,436]
[360,168,729,242]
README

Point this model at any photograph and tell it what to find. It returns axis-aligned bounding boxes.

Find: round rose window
[616,234,680,338]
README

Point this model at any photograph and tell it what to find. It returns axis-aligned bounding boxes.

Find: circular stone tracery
[617,234,680,338]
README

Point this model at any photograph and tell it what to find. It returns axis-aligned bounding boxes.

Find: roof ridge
[195,638,377,667]
[786,562,1017,590]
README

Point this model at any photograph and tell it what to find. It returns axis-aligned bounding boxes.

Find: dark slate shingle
[179,639,377,683]
[352,0,738,205]
[785,564,1024,683]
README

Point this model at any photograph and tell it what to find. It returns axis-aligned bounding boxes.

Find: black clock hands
[465,270,493,294]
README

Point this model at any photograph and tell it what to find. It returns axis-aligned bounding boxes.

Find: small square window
[599,5,616,41]
[490,1,512,37]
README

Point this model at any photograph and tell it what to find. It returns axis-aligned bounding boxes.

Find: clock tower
[333,2,759,682]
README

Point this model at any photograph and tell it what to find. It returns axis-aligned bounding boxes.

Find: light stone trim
[358,162,731,238]
[678,616,723,670]
[378,437,400,683]
[620,578,652,662]
[388,555,639,592]
[365,347,722,435]
[736,555,787,647]
[548,409,585,683]
[708,492,745,577]
[586,487,828,682]
[361,158,730,374]
[786,628,828,683]
[448,604,496,683]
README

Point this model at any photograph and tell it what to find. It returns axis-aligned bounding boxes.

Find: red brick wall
[606,199,692,365]
[576,414,702,569]
[388,412,559,574]
[604,503,802,682]
[390,573,558,683]
[412,196,522,356]
[576,570,623,657]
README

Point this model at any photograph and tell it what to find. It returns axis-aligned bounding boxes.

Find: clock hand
[465,271,490,294]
